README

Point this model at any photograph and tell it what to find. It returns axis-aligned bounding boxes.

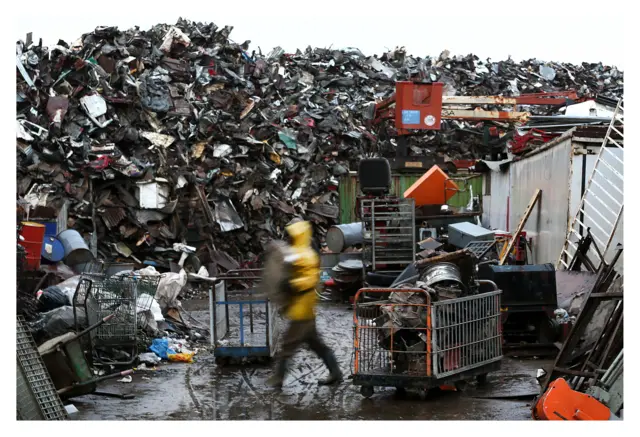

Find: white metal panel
[569,147,624,274]
[484,170,510,232]
[510,138,573,265]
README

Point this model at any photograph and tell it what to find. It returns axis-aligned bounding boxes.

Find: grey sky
[14,1,624,69]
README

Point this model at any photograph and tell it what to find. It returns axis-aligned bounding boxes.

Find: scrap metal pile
[16,19,624,266]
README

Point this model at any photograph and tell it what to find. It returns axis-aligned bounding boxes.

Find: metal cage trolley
[351,287,503,398]
[209,269,281,365]
[73,272,160,366]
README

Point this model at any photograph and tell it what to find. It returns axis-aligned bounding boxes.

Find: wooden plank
[499,189,542,265]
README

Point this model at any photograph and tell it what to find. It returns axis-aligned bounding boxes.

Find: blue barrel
[32,220,58,237]
[57,229,94,266]
[40,236,65,263]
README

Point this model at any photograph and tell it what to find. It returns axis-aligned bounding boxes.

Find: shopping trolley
[351,287,503,398]
[73,272,160,366]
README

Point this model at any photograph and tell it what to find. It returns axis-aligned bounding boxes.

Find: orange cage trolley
[351,287,503,398]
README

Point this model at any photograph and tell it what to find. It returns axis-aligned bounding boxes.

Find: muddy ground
[71,303,550,420]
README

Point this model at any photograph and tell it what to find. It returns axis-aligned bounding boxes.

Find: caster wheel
[476,374,488,385]
[215,357,229,366]
[360,385,374,398]
[395,387,407,396]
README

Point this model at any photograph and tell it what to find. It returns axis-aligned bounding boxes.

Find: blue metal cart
[208,269,281,365]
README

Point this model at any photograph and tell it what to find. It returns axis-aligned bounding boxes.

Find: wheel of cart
[73,272,160,366]
[351,287,503,398]
[209,269,281,365]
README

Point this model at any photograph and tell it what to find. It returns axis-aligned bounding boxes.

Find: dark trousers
[275,319,340,379]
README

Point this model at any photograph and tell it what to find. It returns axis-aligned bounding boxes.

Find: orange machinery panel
[403,165,458,206]
[395,82,443,134]
[533,378,612,421]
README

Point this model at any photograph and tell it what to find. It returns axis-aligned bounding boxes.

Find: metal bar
[209,287,215,346]
[239,303,244,346]
[499,189,541,265]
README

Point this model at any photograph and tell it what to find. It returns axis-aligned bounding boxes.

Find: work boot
[318,370,343,386]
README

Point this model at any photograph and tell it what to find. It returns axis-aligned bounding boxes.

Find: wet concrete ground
[72,303,550,420]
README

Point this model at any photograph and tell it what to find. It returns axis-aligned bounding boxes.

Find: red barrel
[19,222,46,270]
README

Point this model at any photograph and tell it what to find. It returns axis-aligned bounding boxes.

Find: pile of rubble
[16,20,624,266]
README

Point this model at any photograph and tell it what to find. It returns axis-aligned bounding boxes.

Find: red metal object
[508,129,561,154]
[19,222,46,270]
[394,82,443,135]
[452,159,477,169]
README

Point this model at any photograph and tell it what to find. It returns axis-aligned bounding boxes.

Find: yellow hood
[286,220,312,249]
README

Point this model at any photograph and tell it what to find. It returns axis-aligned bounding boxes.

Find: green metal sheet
[339,172,484,224]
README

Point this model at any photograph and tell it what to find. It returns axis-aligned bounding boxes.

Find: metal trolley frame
[209,269,281,365]
[351,287,503,398]
[73,273,160,366]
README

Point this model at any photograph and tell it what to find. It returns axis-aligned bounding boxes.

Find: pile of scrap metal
[17,21,623,272]
[534,244,623,420]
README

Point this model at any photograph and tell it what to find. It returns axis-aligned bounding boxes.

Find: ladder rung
[581,201,615,228]
[594,159,624,184]
[583,190,617,215]
[572,217,608,245]
[608,133,624,147]
[610,126,624,138]
[589,178,623,205]
[558,259,569,269]
[602,146,624,166]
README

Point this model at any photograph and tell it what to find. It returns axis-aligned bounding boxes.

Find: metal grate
[16,316,67,421]
[360,197,416,271]
[464,240,497,259]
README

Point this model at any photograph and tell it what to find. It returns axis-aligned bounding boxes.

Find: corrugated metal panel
[570,147,624,275]
[484,170,511,231]
[447,174,483,208]
[338,173,419,224]
[510,137,573,265]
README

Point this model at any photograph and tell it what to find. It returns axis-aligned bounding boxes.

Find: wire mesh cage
[73,273,160,365]
[16,316,67,421]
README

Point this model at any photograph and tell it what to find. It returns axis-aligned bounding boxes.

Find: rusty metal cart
[208,269,281,365]
[351,287,503,398]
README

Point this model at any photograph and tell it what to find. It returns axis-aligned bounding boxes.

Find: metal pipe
[601,349,623,384]
[476,279,499,291]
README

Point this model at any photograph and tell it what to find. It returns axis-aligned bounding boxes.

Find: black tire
[360,385,374,398]
[476,373,488,385]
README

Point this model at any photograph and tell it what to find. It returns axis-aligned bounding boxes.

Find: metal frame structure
[360,197,416,274]
[73,273,160,366]
[557,98,624,271]
[351,287,502,397]
[16,316,67,421]
[209,269,280,363]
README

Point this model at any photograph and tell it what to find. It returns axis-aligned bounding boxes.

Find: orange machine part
[403,165,458,206]
[533,378,611,421]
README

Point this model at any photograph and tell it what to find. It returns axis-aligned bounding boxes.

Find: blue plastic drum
[41,236,65,263]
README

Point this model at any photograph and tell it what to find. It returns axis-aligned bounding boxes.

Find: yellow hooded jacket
[283,221,319,321]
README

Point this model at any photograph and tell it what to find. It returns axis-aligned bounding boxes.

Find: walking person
[266,220,343,389]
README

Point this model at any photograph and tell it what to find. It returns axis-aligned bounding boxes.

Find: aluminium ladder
[557,99,624,271]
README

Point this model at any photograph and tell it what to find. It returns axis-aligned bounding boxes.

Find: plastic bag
[155,270,187,310]
[149,338,176,360]
[37,286,69,312]
[167,352,195,363]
